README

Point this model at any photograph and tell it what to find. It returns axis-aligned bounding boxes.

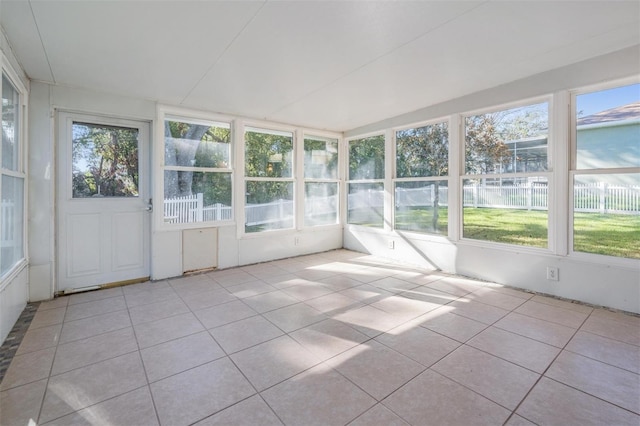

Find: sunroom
[0,1,639,425]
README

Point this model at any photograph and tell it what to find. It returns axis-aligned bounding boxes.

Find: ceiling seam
[28,0,56,84]
[179,0,268,105]
[265,0,490,121]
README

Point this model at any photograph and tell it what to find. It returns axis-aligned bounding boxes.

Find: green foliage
[245,130,293,178]
[465,115,511,175]
[304,138,338,179]
[164,120,232,205]
[465,103,548,174]
[72,123,139,197]
[349,135,385,180]
[243,130,294,205]
[396,123,448,178]
[246,181,293,205]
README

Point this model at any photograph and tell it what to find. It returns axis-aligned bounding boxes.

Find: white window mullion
[235,119,245,239]
[295,129,304,231]
[449,114,462,242]
[384,128,394,232]
[551,90,570,255]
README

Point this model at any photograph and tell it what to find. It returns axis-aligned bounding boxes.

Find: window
[303,135,339,227]
[244,127,294,233]
[572,83,640,259]
[463,101,550,248]
[1,73,25,277]
[395,121,448,234]
[347,135,385,227]
[72,122,139,198]
[163,118,232,224]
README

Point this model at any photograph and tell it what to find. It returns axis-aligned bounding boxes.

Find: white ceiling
[2,1,639,132]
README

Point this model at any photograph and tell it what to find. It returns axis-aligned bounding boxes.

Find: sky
[576,83,640,117]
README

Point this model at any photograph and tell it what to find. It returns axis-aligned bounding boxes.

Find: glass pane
[245,128,293,178]
[1,175,24,276]
[2,75,19,171]
[164,171,232,224]
[304,136,338,179]
[165,120,231,168]
[72,122,139,198]
[396,122,448,178]
[305,182,338,227]
[465,102,548,175]
[395,181,448,234]
[349,135,385,180]
[576,83,640,169]
[245,181,294,233]
[462,177,548,248]
[573,174,640,259]
[347,182,384,227]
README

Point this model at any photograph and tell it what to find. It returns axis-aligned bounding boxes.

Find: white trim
[158,104,236,126]
[448,115,462,242]
[551,90,570,256]
[460,94,553,121]
[0,260,28,291]
[567,79,640,263]
[1,54,29,286]
[155,106,236,232]
[384,129,393,232]
[392,115,452,133]
[569,75,640,99]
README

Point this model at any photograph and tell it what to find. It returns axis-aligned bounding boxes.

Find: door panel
[66,213,101,277]
[57,112,150,292]
[112,212,144,271]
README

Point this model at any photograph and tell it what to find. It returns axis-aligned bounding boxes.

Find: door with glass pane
[57,112,150,291]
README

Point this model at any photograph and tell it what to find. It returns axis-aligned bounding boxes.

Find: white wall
[344,46,640,314]
[27,82,344,301]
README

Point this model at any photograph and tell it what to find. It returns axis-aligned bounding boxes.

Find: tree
[396,123,448,231]
[465,114,511,175]
[72,124,139,197]
[164,121,232,206]
[348,135,385,180]
[244,130,293,204]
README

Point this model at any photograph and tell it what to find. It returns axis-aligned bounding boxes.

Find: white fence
[164,193,232,224]
[354,184,639,215]
[164,183,640,225]
[245,199,293,227]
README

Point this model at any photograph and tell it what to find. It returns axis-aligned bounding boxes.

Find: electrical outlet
[388,240,395,249]
[546,266,559,281]
[294,236,300,246]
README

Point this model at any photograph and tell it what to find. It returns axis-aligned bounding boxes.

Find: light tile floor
[1,249,639,425]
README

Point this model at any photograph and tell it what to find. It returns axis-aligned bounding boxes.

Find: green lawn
[463,208,548,248]
[394,207,639,259]
[395,207,448,234]
[573,212,640,259]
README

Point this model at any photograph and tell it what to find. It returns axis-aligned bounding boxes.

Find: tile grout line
[502,305,600,425]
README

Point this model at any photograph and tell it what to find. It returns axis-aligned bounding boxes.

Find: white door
[57,112,151,292]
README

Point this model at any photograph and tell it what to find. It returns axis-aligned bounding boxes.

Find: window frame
[0,57,28,283]
[242,123,297,236]
[392,117,451,237]
[459,95,555,253]
[155,105,235,231]
[345,132,387,229]
[301,132,341,229]
[568,77,640,265]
